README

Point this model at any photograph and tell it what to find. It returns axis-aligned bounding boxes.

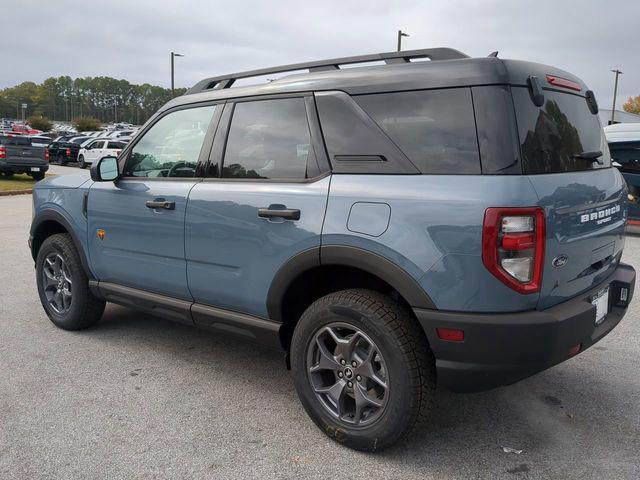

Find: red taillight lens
[45,149,50,162]
[0,147,5,159]
[546,74,581,92]
[482,207,545,294]
[66,147,71,157]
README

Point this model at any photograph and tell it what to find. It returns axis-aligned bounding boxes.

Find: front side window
[90,140,105,149]
[123,105,216,178]
[222,98,313,180]
[355,88,480,174]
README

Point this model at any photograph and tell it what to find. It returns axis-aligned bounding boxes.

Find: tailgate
[529,169,627,308]
[3,138,46,165]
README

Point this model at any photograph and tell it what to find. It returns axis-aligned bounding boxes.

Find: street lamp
[610,69,623,125]
[171,52,185,97]
[397,30,409,52]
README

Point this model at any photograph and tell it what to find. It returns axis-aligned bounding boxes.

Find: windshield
[512,87,609,174]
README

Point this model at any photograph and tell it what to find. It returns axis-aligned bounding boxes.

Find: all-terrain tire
[291,289,436,451]
[35,233,105,330]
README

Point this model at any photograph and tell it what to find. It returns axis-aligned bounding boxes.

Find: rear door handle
[258,208,300,220]
[146,200,175,210]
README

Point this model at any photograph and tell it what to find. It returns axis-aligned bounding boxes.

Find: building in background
[599,108,640,126]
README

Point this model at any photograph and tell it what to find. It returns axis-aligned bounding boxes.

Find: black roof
[162,48,590,113]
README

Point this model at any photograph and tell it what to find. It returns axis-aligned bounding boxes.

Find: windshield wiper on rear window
[573,150,603,165]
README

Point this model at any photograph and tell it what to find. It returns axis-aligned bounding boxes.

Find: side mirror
[91,156,119,182]
[85,145,92,150]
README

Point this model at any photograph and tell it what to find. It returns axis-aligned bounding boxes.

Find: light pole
[397,30,409,52]
[610,69,623,125]
[171,52,184,97]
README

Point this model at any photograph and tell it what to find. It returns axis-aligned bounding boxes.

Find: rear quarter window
[355,88,480,174]
[512,87,608,174]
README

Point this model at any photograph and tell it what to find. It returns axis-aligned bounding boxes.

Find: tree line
[0,76,187,125]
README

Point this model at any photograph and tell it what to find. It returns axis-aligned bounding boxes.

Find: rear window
[512,87,608,174]
[609,141,640,174]
[355,89,480,174]
[0,136,31,146]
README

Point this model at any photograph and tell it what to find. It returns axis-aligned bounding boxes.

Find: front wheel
[291,289,436,451]
[78,155,86,169]
[36,233,105,330]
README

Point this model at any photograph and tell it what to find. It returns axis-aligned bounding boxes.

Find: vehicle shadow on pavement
[86,304,638,478]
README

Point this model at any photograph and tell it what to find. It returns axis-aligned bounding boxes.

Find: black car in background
[47,136,91,165]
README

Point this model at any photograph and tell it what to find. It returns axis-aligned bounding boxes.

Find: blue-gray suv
[29,48,636,451]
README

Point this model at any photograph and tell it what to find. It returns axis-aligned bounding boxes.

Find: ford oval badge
[553,255,569,268]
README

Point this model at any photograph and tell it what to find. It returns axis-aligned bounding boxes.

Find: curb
[0,189,33,197]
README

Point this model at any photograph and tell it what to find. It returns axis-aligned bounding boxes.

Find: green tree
[623,95,640,115]
[27,115,52,132]
[73,116,102,132]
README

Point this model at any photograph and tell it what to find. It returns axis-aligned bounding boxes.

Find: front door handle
[146,200,175,210]
[258,207,300,220]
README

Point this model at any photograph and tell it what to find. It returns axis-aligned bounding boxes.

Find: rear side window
[609,141,640,174]
[512,87,608,174]
[355,88,480,174]
[107,141,124,149]
[222,98,313,180]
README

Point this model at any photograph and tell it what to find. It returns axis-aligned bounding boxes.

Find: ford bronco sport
[29,48,636,451]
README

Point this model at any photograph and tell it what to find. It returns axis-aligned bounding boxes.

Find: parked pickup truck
[0,135,48,180]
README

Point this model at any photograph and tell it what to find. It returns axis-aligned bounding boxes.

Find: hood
[35,172,92,189]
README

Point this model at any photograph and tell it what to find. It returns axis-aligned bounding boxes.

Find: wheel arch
[30,209,93,280]
[268,245,435,350]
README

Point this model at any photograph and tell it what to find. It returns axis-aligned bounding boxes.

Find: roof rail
[186,47,469,94]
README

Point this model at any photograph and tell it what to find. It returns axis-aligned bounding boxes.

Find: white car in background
[77,138,126,169]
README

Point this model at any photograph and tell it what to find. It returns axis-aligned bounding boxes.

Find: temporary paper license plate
[30,167,40,172]
[592,287,609,325]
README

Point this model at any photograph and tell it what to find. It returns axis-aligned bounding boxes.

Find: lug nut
[340,359,346,366]
[356,375,362,381]
[351,361,357,367]
[347,381,353,388]
[337,371,343,378]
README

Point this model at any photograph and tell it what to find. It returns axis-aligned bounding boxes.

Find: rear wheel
[36,233,105,330]
[291,289,435,451]
[1,171,13,178]
[32,171,45,181]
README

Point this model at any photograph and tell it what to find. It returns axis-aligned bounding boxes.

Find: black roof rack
[186,47,469,94]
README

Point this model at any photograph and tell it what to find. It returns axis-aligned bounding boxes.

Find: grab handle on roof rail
[527,76,545,107]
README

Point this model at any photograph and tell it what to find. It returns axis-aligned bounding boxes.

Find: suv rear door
[512,86,628,309]
[87,104,220,302]
[185,96,330,320]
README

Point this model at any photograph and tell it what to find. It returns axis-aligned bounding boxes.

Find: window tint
[222,98,312,179]
[472,86,521,174]
[70,137,89,144]
[107,141,124,149]
[355,88,480,174]
[123,105,215,178]
[90,140,104,149]
[609,142,640,174]
[512,87,609,174]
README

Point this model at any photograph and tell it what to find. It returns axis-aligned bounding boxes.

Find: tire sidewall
[36,235,88,329]
[291,297,418,451]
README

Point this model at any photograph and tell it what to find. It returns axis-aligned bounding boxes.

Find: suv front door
[185,96,330,319]
[87,104,219,300]
[86,140,106,164]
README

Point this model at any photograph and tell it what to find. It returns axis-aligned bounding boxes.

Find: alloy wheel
[306,322,389,427]
[42,253,73,314]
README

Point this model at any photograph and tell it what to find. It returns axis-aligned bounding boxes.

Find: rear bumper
[414,262,635,393]
[0,161,48,174]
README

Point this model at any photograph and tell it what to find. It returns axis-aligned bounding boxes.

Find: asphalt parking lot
[1,190,639,480]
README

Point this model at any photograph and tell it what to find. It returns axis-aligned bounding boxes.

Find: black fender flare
[267,245,435,322]
[30,209,94,280]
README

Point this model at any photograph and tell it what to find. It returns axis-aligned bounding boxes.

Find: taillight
[66,147,71,157]
[482,207,545,294]
[45,149,50,162]
[0,147,5,159]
